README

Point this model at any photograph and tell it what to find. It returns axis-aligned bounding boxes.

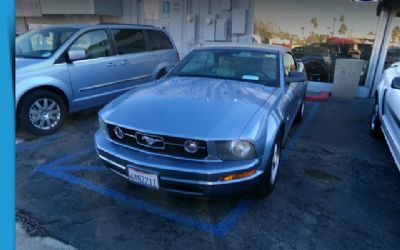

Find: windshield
[16,27,78,59]
[170,49,280,86]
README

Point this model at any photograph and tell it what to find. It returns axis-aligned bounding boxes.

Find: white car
[370,62,400,170]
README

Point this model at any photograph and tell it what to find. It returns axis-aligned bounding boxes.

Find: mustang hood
[102,77,277,139]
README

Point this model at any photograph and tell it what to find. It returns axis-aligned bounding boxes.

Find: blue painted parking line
[16,131,67,153]
[34,102,320,237]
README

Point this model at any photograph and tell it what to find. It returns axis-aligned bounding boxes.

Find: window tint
[147,30,174,51]
[111,29,147,54]
[70,30,111,59]
[284,53,296,76]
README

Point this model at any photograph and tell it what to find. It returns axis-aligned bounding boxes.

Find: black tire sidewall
[295,94,305,123]
[18,90,67,136]
[370,100,383,138]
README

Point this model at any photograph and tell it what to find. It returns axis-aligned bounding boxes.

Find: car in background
[293,42,372,84]
[292,45,331,82]
[370,62,400,170]
[95,44,308,197]
[15,24,179,135]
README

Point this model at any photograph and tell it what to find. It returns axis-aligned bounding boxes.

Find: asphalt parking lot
[16,98,400,250]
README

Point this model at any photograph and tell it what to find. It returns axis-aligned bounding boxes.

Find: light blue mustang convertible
[95,44,307,197]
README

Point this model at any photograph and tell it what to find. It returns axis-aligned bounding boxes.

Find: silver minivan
[15,24,179,135]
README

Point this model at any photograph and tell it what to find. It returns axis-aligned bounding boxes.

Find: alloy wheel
[29,98,61,130]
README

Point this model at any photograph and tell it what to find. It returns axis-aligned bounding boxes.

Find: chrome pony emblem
[142,135,162,146]
[136,132,165,149]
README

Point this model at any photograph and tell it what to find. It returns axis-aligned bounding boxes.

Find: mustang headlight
[98,116,107,135]
[216,140,256,160]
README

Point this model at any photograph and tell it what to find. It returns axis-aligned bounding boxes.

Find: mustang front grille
[107,124,208,159]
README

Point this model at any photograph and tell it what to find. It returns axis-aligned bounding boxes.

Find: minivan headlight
[216,140,256,160]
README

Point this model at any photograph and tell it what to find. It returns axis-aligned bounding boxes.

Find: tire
[294,94,305,123]
[370,99,383,138]
[18,90,67,136]
[255,131,283,196]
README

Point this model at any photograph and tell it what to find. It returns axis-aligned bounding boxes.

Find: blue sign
[162,0,170,18]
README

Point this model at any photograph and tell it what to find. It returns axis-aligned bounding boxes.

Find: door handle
[120,60,128,65]
[107,62,116,67]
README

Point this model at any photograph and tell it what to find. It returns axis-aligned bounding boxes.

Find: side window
[111,29,147,54]
[284,53,296,76]
[147,30,174,51]
[70,30,111,59]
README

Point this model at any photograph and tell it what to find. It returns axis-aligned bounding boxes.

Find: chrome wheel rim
[371,103,378,131]
[29,98,61,130]
[270,143,280,185]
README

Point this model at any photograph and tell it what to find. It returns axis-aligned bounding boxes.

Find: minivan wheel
[18,90,67,136]
[370,100,383,138]
[255,131,282,196]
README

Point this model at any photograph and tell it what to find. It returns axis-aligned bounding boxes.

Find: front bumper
[94,131,264,197]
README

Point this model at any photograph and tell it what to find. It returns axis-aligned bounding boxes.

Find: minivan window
[70,30,111,59]
[111,29,147,55]
[16,27,78,59]
[147,30,173,51]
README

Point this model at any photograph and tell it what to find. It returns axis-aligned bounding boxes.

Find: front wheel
[255,131,282,196]
[294,95,305,123]
[370,100,383,138]
[18,90,67,136]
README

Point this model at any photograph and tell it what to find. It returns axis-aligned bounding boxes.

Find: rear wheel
[370,99,383,138]
[18,90,67,136]
[255,131,282,196]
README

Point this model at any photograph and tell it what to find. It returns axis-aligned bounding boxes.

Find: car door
[383,80,400,151]
[67,29,122,109]
[145,29,178,76]
[283,52,305,124]
[109,28,155,85]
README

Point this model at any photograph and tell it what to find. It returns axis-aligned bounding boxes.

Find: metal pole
[365,7,393,96]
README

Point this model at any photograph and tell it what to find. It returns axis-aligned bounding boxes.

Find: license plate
[128,167,159,189]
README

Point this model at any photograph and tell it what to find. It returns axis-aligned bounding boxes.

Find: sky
[254,0,380,38]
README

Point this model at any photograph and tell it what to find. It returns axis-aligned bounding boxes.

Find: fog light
[220,169,256,181]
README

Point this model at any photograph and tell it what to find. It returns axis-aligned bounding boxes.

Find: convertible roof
[198,42,290,53]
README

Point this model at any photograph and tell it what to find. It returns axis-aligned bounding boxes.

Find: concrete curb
[16,222,77,250]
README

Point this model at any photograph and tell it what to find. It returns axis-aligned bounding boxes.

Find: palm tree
[311,17,318,30]
[338,23,348,36]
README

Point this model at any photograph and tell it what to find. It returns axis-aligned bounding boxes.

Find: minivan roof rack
[98,22,156,28]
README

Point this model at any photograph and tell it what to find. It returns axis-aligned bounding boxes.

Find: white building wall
[16,0,255,55]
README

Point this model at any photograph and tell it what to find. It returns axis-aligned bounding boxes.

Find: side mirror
[392,76,400,90]
[68,49,86,61]
[285,71,307,84]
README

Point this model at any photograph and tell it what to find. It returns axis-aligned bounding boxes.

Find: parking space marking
[36,163,253,236]
[34,102,320,237]
[16,131,67,153]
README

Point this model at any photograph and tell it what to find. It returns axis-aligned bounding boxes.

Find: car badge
[142,135,162,146]
[113,126,124,139]
[184,140,198,153]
